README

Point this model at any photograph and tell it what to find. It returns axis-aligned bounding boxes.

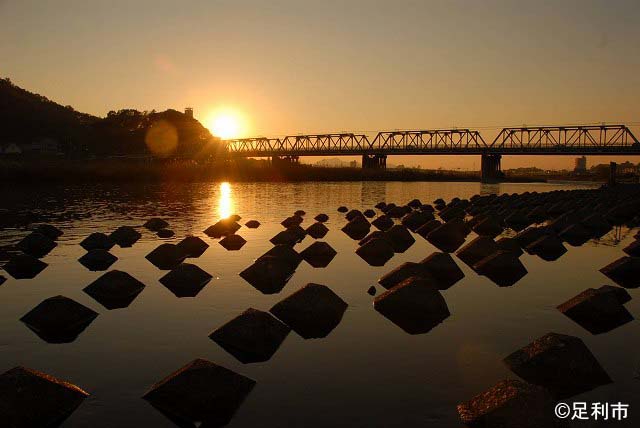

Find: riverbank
[0,158,550,184]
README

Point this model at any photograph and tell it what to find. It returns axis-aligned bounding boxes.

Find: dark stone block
[596,284,631,304]
[371,215,394,232]
[144,218,169,231]
[514,226,548,249]
[0,366,88,428]
[375,202,386,209]
[420,252,465,290]
[374,277,450,335]
[426,220,467,253]
[623,239,640,257]
[559,223,592,246]
[281,215,303,228]
[384,225,415,253]
[503,332,612,398]
[300,241,337,268]
[204,219,241,238]
[314,213,329,222]
[209,308,290,363]
[17,232,57,257]
[294,210,305,217]
[358,231,387,246]
[219,234,246,251]
[387,205,411,219]
[78,249,118,271]
[363,209,376,218]
[109,226,141,247]
[496,237,523,257]
[367,286,376,296]
[474,250,528,287]
[472,217,503,238]
[400,210,434,232]
[305,222,328,239]
[240,256,294,294]
[80,232,115,251]
[600,256,640,288]
[0,275,5,286]
[258,245,302,270]
[558,288,633,334]
[143,359,255,428]
[526,235,567,261]
[378,262,431,290]
[156,229,175,238]
[159,263,212,298]
[230,214,242,222]
[346,209,364,221]
[415,219,442,238]
[456,236,500,269]
[34,224,63,240]
[176,236,209,258]
[3,254,48,279]
[341,217,371,240]
[245,220,261,228]
[146,244,187,270]
[20,295,98,343]
[286,225,307,241]
[270,283,348,339]
[337,206,348,213]
[83,270,146,310]
[270,229,302,246]
[356,238,394,266]
[581,213,612,238]
[407,198,422,208]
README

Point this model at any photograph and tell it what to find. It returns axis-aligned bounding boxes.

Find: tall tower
[184,107,193,118]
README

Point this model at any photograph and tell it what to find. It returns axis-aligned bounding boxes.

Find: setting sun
[206,110,244,139]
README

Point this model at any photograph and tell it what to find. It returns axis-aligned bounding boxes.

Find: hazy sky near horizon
[2,0,640,169]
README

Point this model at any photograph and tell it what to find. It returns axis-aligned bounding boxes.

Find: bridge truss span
[370,129,488,154]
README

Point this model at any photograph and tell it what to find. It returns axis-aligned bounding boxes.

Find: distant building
[184,107,193,118]
[619,161,638,175]
[574,156,587,173]
[349,160,357,168]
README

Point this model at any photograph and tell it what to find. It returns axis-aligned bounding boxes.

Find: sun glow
[206,110,244,139]
[218,182,234,219]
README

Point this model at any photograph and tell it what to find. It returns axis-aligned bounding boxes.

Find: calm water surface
[0,181,638,427]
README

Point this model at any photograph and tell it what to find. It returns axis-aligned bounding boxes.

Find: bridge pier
[271,155,299,166]
[609,162,617,186]
[481,154,504,183]
[362,154,387,169]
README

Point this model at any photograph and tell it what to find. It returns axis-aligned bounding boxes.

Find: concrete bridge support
[481,154,504,183]
[362,154,387,169]
[271,155,299,166]
[609,162,617,186]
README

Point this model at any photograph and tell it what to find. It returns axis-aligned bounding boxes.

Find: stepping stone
[159,263,212,297]
[0,366,88,428]
[294,210,306,217]
[156,229,175,238]
[496,237,523,257]
[503,332,612,398]
[286,225,307,241]
[374,277,450,335]
[415,219,442,238]
[456,236,500,269]
[420,252,465,290]
[557,287,633,334]
[314,213,329,222]
[144,218,169,231]
[80,232,115,251]
[281,215,303,228]
[381,203,396,213]
[341,217,370,240]
[371,214,394,232]
[20,295,98,343]
[358,231,387,246]
[83,270,146,310]
[240,256,294,294]
[143,359,255,428]
[504,211,532,232]
[209,308,291,363]
[623,239,640,257]
[426,220,467,253]
[400,210,434,232]
[378,262,431,290]
[407,198,422,208]
[363,209,376,218]
[356,238,394,266]
[472,217,503,238]
[600,256,640,288]
[387,205,410,219]
[146,244,186,270]
[457,379,561,428]
[596,284,631,304]
[474,250,528,287]
[203,219,241,238]
[420,204,434,212]
[337,206,348,213]
[270,229,301,246]
[300,241,337,268]
[558,223,592,246]
[176,236,209,258]
[245,220,260,228]
[270,283,348,339]
[526,235,567,261]
[306,222,329,239]
[109,226,141,247]
[375,202,386,209]
[258,245,302,270]
[3,254,48,279]
[16,232,57,258]
[384,225,415,253]
[34,224,63,240]
[367,286,376,296]
[78,249,118,271]
[345,209,364,221]
[514,226,548,249]
[219,234,246,251]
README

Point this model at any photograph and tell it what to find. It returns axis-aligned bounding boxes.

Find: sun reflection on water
[218,182,233,219]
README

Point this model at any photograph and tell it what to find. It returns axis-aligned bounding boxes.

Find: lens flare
[144,120,178,157]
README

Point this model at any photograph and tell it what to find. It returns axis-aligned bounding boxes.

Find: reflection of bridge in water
[224,125,640,182]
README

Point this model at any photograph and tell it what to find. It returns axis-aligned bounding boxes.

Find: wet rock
[514,226,548,249]
[219,234,247,251]
[472,217,503,238]
[341,216,371,240]
[109,226,141,247]
[270,283,348,339]
[346,209,364,221]
[415,219,442,238]
[426,220,467,253]
[314,213,329,222]
[300,241,337,268]
[401,210,434,232]
[281,215,303,228]
[245,220,260,228]
[558,223,592,246]
[456,236,500,269]
[623,239,640,257]
[156,229,175,238]
[143,218,169,232]
[457,379,563,428]
[363,209,376,218]
[557,287,633,334]
[374,277,450,335]
[378,262,431,290]
[20,295,98,343]
[600,256,640,288]
[384,224,415,253]
[286,225,307,241]
[259,245,303,270]
[159,263,213,297]
[3,254,48,279]
[16,232,57,258]
[371,214,394,232]
[597,284,631,304]
[358,231,387,246]
[355,238,395,266]
[420,252,465,290]
[204,219,241,238]
[306,222,329,239]
[474,250,528,287]
[270,229,302,246]
[240,256,294,294]
[367,286,376,296]
[496,237,524,257]
[503,332,612,398]
[337,206,348,213]
[34,223,63,240]
[526,235,567,261]
[83,270,146,310]
[209,308,291,363]
[176,235,209,258]
[78,249,118,271]
[143,359,255,428]
[146,243,187,270]
[80,232,115,251]
[0,366,89,428]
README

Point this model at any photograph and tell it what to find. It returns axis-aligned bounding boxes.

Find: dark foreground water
[0,181,638,427]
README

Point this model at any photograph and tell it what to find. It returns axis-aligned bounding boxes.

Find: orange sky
[1,0,639,169]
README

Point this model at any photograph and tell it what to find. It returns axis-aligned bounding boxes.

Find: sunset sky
[2,0,639,169]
